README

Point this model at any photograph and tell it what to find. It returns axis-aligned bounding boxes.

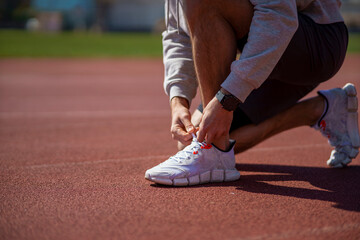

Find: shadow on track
[234,163,360,212]
[151,164,360,212]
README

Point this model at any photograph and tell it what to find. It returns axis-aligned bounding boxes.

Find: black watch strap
[216,89,240,111]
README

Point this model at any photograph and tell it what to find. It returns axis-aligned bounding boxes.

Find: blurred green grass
[0,30,359,58]
[0,30,163,58]
[348,33,360,53]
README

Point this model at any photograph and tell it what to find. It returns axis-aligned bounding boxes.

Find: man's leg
[179,95,325,152]
[230,96,324,153]
[183,0,253,150]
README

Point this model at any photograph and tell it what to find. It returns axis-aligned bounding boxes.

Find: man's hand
[197,96,233,147]
[170,97,196,145]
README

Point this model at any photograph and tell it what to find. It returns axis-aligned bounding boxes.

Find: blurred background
[1,0,360,32]
[0,0,359,58]
[0,0,165,32]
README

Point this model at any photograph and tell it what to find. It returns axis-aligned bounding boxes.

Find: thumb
[185,123,195,134]
[181,116,195,133]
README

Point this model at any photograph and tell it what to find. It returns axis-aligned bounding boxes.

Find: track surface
[1,56,360,240]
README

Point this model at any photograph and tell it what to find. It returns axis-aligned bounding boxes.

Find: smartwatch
[216,89,240,111]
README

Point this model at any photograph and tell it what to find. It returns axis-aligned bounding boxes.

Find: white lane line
[20,144,331,170]
[0,110,169,118]
[235,222,360,240]
[23,155,170,169]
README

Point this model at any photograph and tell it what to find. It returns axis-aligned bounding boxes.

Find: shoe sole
[145,169,240,187]
[328,83,360,168]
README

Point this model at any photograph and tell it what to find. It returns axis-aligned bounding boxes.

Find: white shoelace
[170,133,211,163]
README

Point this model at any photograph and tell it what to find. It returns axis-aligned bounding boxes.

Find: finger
[183,132,193,141]
[180,115,195,133]
[173,127,193,142]
[191,109,202,127]
[179,136,192,145]
[197,125,206,143]
[172,134,192,145]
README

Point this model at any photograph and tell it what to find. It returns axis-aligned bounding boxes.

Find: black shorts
[198,13,348,132]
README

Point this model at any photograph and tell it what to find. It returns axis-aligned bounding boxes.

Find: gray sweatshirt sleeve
[162,1,197,105]
[221,0,299,102]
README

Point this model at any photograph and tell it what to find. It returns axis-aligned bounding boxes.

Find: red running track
[0,56,360,240]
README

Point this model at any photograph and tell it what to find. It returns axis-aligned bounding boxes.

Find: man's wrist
[220,88,231,95]
[216,88,240,111]
[171,96,190,110]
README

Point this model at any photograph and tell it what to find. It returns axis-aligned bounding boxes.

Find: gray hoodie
[163,0,344,105]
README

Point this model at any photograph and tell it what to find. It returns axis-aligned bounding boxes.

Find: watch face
[223,95,239,111]
[216,90,240,111]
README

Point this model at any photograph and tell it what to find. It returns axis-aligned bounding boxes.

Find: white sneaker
[314,83,360,168]
[145,135,240,186]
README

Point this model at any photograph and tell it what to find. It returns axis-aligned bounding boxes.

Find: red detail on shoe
[320,120,326,131]
[193,151,198,154]
[204,144,212,149]
[200,144,212,150]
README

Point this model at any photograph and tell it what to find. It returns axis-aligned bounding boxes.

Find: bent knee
[183,0,218,30]
[183,0,253,39]
[183,0,209,14]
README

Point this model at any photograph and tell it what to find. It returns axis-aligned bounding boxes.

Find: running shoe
[145,134,240,186]
[314,83,360,168]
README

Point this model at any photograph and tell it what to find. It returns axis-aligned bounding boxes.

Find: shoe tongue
[187,140,198,149]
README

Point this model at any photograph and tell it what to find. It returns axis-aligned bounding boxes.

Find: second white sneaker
[145,135,240,186]
[314,83,360,168]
